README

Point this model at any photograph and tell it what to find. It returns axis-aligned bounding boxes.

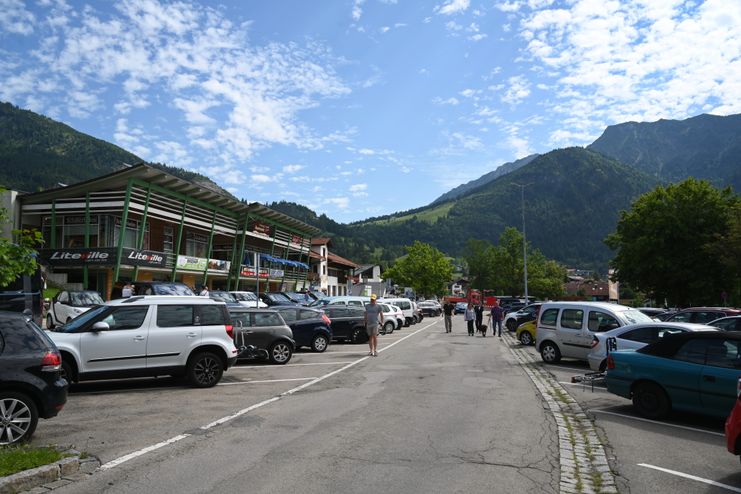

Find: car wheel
[519,331,533,346]
[598,360,607,373]
[540,342,561,363]
[632,382,671,419]
[0,392,38,445]
[46,313,54,330]
[186,351,224,388]
[506,320,517,332]
[61,359,75,384]
[383,321,394,334]
[311,334,329,352]
[268,342,293,365]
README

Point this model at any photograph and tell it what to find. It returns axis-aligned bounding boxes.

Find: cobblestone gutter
[507,336,618,494]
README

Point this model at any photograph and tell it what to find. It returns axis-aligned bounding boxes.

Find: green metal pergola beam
[112,179,134,284]
[130,179,239,220]
[133,185,152,281]
[50,200,57,249]
[83,193,90,288]
[202,210,217,287]
[171,201,188,281]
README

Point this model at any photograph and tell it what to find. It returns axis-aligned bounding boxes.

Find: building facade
[307,238,357,296]
[16,164,320,299]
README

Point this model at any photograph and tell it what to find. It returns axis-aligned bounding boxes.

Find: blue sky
[2,0,740,222]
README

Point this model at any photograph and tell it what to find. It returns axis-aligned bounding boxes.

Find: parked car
[0,267,43,325]
[663,307,741,325]
[636,307,670,320]
[378,297,416,326]
[228,308,295,364]
[229,291,268,308]
[132,281,196,297]
[536,301,653,364]
[47,296,238,388]
[454,302,467,315]
[310,296,370,308]
[378,303,404,331]
[725,377,741,462]
[283,292,314,306]
[0,311,67,444]
[412,301,424,323]
[259,292,300,307]
[208,291,242,308]
[325,306,369,343]
[606,331,741,419]
[270,306,332,352]
[504,303,542,332]
[587,322,717,372]
[516,320,536,346]
[46,290,105,329]
[418,301,441,317]
[709,316,741,332]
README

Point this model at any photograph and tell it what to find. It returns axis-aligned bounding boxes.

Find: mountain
[0,102,230,196]
[588,113,741,191]
[430,154,539,205]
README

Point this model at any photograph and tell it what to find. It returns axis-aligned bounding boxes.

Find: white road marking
[99,319,437,470]
[232,361,356,369]
[590,409,724,437]
[217,377,317,386]
[638,463,741,492]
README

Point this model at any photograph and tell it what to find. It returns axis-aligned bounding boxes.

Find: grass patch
[367,202,454,225]
[0,445,65,477]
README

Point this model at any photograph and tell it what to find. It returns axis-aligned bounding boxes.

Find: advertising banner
[41,248,169,267]
[176,256,208,271]
[240,267,269,278]
[123,249,168,268]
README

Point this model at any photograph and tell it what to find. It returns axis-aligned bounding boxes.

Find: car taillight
[606,355,615,370]
[591,336,600,348]
[41,351,62,372]
[225,325,234,339]
[322,314,331,325]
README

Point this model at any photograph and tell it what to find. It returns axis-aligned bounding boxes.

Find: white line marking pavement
[232,361,356,369]
[99,319,437,470]
[217,377,317,386]
[590,409,724,437]
[638,463,741,493]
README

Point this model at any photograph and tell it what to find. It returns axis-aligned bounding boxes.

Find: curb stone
[0,452,100,494]
[504,333,618,494]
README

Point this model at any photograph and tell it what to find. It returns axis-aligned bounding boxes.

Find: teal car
[606,331,741,419]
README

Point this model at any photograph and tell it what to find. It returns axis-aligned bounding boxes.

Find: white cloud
[326,196,350,209]
[0,0,36,35]
[349,183,367,193]
[435,0,470,16]
[283,164,304,173]
[252,174,273,183]
[352,0,365,21]
[500,75,531,106]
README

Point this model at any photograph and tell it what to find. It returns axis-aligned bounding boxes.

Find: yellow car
[516,320,536,346]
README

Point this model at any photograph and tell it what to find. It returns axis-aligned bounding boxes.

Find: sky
[2,0,740,222]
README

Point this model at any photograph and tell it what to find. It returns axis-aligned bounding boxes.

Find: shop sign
[240,267,269,278]
[177,256,230,272]
[269,269,284,278]
[253,221,272,236]
[41,248,117,265]
[64,216,98,225]
[124,249,168,268]
[114,217,139,229]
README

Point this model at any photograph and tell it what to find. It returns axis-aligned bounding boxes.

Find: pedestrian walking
[199,285,209,297]
[464,302,476,336]
[121,281,133,298]
[475,303,485,336]
[364,294,384,356]
[442,300,454,333]
[489,300,504,337]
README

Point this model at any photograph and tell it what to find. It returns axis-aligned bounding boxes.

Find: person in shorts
[364,294,384,356]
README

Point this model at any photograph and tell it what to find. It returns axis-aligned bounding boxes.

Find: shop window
[163,226,174,253]
[185,232,208,257]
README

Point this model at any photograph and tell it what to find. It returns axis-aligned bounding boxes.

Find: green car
[606,331,741,419]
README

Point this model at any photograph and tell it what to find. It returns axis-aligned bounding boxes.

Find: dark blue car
[271,306,332,352]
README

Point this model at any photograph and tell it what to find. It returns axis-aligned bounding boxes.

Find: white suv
[47,296,238,388]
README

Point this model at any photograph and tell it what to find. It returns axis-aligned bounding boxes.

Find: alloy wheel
[0,398,33,445]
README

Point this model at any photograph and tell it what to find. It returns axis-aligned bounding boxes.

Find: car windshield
[267,293,291,302]
[152,284,195,296]
[620,309,654,325]
[233,292,258,302]
[55,305,110,333]
[211,292,237,302]
[70,291,105,307]
[308,299,329,307]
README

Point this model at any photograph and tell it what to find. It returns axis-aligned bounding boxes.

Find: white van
[311,296,370,308]
[535,301,653,364]
[378,297,415,326]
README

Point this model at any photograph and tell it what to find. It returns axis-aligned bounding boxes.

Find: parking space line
[218,377,317,386]
[99,319,437,470]
[590,409,724,436]
[638,463,741,492]
[232,361,356,369]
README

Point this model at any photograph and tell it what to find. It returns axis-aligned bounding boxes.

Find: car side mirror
[91,321,110,332]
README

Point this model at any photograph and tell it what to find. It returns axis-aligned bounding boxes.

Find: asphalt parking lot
[516,336,741,494]
[30,325,422,465]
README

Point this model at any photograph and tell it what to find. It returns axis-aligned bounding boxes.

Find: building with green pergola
[16,164,321,299]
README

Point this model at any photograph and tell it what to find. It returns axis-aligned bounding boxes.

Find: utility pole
[512,182,532,304]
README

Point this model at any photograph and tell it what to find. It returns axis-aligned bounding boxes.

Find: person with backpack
[489,301,504,337]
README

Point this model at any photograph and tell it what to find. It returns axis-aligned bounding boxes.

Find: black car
[505,303,542,332]
[270,306,332,352]
[417,301,441,317]
[229,308,295,364]
[131,281,195,297]
[0,311,68,444]
[325,306,369,343]
[283,292,314,306]
[259,292,300,307]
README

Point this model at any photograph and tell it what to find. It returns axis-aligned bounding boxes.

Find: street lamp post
[512,182,532,303]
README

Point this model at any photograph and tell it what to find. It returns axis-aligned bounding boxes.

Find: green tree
[0,189,43,286]
[383,241,453,297]
[463,239,495,291]
[605,179,740,307]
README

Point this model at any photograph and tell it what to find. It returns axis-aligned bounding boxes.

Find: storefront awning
[259,253,309,270]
